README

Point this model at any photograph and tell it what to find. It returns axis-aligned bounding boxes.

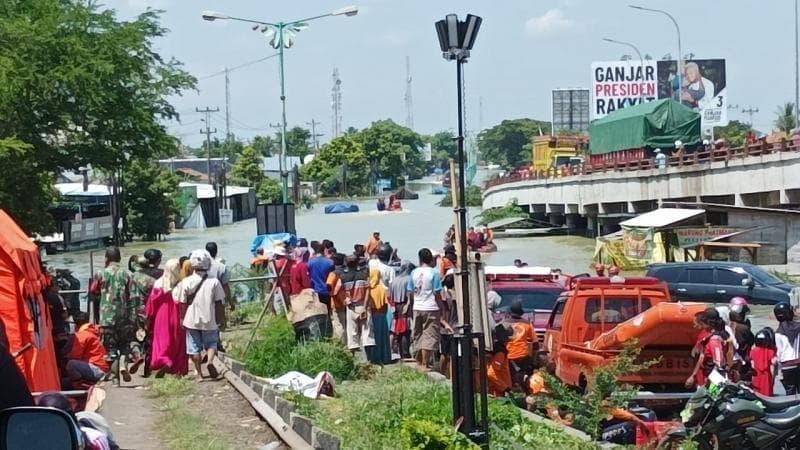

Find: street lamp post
[603,38,646,102]
[629,5,682,103]
[202,6,358,203]
[435,13,489,447]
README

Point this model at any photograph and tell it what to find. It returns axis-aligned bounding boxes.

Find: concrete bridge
[483,144,800,236]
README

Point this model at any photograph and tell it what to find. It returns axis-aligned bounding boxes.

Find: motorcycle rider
[774,302,800,395]
[728,297,754,382]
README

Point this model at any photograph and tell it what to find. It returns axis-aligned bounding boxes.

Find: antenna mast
[331,68,343,138]
[404,56,414,130]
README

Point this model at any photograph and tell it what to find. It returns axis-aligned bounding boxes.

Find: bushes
[401,419,478,450]
[245,315,358,382]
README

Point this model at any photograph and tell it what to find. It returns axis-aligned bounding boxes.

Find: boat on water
[324,201,359,214]
[487,217,566,238]
[393,186,419,200]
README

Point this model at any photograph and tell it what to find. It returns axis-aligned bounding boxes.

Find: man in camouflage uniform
[128,254,159,375]
[89,247,132,381]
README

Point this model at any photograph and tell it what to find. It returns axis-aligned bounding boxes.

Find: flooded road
[47,190,596,284]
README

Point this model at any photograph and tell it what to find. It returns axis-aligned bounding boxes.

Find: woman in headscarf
[180,257,194,280]
[390,261,415,359]
[368,268,391,365]
[486,290,502,332]
[145,259,188,377]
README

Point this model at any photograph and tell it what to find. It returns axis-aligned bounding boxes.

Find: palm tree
[774,102,797,133]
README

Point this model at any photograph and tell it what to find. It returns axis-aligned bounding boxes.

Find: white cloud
[524,9,577,37]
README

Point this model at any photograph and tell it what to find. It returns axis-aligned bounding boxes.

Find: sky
[113,0,795,147]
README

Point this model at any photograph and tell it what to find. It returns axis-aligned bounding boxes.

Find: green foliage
[302,135,369,196]
[488,401,596,449]
[714,120,750,148]
[123,159,179,241]
[148,375,194,398]
[0,138,58,232]
[476,200,527,225]
[478,119,551,168]
[401,418,478,450]
[198,138,245,161]
[428,131,458,170]
[229,145,282,203]
[245,315,358,382]
[438,185,482,207]
[0,1,194,233]
[150,377,230,450]
[541,340,659,439]
[361,119,426,181]
[775,102,797,134]
[556,129,585,137]
[251,135,278,156]
[285,126,313,157]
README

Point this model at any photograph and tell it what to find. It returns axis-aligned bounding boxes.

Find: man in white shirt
[176,249,225,379]
[775,302,800,394]
[407,248,445,370]
[369,244,396,287]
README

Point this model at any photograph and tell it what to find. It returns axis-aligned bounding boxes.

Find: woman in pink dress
[145,259,188,376]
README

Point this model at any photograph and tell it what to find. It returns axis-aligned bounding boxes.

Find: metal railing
[484,138,800,189]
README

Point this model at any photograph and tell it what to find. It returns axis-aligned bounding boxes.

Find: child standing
[750,327,778,396]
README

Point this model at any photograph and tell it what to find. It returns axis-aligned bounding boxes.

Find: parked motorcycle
[658,380,800,449]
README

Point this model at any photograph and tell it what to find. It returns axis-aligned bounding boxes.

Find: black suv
[646,262,798,305]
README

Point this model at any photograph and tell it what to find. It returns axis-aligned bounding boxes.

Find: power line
[230,116,268,131]
[197,106,219,182]
[196,54,279,81]
[307,119,323,152]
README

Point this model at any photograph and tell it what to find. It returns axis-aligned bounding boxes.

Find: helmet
[774,302,795,322]
[729,296,750,321]
[144,248,162,265]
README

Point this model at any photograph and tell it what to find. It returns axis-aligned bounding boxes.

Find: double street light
[603,38,645,102]
[435,13,489,447]
[629,5,683,103]
[202,6,359,203]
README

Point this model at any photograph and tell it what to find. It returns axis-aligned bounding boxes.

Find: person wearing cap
[686,307,729,388]
[175,249,225,379]
[654,148,666,169]
[503,298,537,386]
[272,245,293,304]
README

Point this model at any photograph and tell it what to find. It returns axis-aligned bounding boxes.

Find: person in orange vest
[503,298,537,386]
[486,324,512,397]
[65,312,110,386]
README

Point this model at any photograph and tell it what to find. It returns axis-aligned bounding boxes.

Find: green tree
[714,120,750,148]
[0,138,58,232]
[123,159,179,241]
[302,136,369,196]
[0,1,195,232]
[775,102,797,134]
[252,135,278,156]
[257,178,282,204]
[360,119,426,182]
[344,126,359,136]
[272,126,312,157]
[428,131,457,169]
[230,146,264,186]
[478,119,551,168]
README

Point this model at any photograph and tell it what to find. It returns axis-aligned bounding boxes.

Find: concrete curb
[399,361,594,442]
[218,354,340,450]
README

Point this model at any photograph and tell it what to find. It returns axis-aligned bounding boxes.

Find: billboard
[591,60,658,120]
[552,89,591,133]
[656,59,727,128]
[591,59,728,128]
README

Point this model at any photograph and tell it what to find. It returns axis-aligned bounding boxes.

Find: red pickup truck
[486,266,569,341]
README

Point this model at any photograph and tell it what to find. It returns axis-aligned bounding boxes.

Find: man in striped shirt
[341,255,374,355]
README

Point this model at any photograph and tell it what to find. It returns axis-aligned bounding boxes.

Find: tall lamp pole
[202,6,359,203]
[603,38,646,102]
[629,5,682,103]
[435,13,488,447]
[796,0,799,127]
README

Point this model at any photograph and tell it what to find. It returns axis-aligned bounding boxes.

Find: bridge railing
[484,138,800,189]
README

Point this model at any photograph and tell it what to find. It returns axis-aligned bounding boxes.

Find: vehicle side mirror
[0,407,82,450]
[742,277,755,287]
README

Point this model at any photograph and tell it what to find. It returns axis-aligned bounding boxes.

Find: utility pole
[197,106,220,183]
[331,68,342,138]
[796,0,799,127]
[306,119,323,152]
[742,106,759,128]
[224,67,232,141]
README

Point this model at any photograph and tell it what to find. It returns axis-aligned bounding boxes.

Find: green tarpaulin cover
[589,99,701,155]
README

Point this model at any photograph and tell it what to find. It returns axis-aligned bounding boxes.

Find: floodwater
[46,185,597,284]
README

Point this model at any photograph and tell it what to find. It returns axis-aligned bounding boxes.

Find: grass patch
[296,367,596,450]
[149,377,231,450]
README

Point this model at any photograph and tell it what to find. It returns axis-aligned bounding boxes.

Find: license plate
[651,357,693,371]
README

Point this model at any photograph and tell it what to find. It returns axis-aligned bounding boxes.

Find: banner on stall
[674,227,738,248]
[622,226,654,261]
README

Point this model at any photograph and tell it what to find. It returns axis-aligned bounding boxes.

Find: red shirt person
[687,308,729,388]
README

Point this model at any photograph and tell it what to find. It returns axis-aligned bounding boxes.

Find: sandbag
[288,289,328,324]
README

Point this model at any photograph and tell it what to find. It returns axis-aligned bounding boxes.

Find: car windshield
[495,288,562,311]
[744,265,785,285]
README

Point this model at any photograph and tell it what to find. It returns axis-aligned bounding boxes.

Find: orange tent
[0,209,60,392]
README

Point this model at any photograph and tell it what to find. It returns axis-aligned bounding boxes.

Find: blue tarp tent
[324,202,359,214]
[250,232,298,256]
